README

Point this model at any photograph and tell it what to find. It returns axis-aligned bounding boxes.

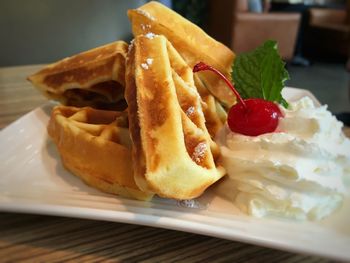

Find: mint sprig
[231,40,289,108]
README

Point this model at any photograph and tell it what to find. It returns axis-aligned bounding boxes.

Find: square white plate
[0,88,349,261]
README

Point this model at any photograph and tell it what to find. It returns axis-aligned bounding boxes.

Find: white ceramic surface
[0,88,349,261]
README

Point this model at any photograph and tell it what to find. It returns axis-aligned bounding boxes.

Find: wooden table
[0,65,347,262]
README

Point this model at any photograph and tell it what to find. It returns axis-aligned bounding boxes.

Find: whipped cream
[216,96,350,220]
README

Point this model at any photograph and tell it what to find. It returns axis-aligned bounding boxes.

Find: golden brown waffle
[48,105,153,201]
[193,75,227,137]
[128,1,236,107]
[28,41,128,110]
[125,34,225,200]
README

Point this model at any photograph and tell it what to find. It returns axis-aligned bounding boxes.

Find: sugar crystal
[185,106,195,117]
[145,32,156,39]
[192,142,207,164]
[141,63,149,70]
[146,58,153,65]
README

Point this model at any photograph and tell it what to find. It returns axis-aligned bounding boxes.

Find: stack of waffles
[28,1,235,201]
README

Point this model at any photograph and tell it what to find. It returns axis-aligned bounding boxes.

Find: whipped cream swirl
[216,97,350,220]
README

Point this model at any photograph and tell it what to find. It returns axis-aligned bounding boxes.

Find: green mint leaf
[231,40,289,107]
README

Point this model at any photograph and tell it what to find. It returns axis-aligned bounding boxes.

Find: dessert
[125,34,225,199]
[48,105,153,201]
[192,42,349,220]
[27,1,349,219]
[28,41,128,110]
[216,96,350,220]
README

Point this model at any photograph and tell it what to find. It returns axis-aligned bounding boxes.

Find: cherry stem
[193,62,247,109]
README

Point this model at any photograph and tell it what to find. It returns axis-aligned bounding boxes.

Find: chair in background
[207,0,301,61]
[306,2,350,68]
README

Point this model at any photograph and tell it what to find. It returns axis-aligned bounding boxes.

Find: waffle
[28,41,128,110]
[128,1,236,107]
[194,74,227,137]
[47,105,153,201]
[125,34,225,199]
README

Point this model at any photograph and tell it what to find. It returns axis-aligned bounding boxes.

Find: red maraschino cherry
[193,62,283,136]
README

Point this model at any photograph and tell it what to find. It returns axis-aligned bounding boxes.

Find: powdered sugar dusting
[185,106,195,117]
[146,58,153,65]
[141,63,149,70]
[128,39,135,53]
[136,9,155,21]
[192,142,207,164]
[145,32,156,39]
[177,199,206,209]
[141,58,153,70]
[141,24,151,31]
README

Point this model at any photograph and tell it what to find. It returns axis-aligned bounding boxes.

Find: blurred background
[0,0,349,118]
[0,0,146,66]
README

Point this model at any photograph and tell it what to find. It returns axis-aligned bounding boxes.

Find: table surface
[0,65,348,262]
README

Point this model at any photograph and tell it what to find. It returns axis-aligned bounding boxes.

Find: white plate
[0,88,349,261]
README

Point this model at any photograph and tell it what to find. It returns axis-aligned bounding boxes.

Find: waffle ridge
[48,105,153,201]
[28,41,128,110]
